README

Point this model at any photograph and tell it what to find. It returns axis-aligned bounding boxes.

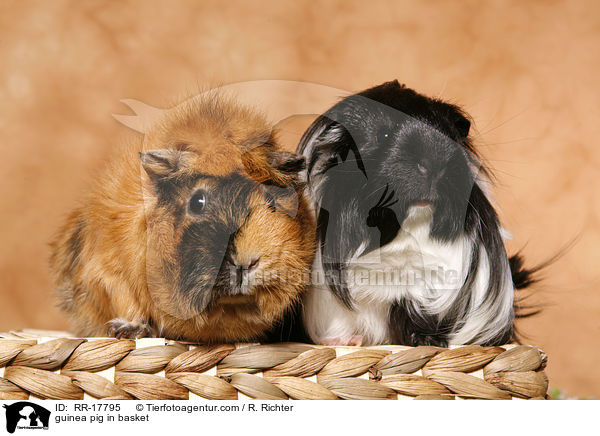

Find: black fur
[510,254,538,290]
[261,303,313,343]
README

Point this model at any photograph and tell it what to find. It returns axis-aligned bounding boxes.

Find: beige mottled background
[0,0,598,397]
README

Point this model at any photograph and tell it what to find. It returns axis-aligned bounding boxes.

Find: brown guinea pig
[49,93,315,343]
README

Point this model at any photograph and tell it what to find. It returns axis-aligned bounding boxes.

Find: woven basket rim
[0,330,549,401]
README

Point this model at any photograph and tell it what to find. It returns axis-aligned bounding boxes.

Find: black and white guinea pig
[296,80,534,347]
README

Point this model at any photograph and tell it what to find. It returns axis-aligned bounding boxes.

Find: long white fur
[303,190,514,346]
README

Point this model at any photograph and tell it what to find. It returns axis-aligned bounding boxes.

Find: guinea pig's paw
[347,335,364,346]
[321,335,363,346]
[106,318,153,339]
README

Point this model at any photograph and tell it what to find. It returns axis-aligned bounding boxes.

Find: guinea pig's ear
[453,113,471,140]
[267,151,307,186]
[298,116,367,178]
[268,151,306,175]
[389,79,406,89]
[298,116,346,156]
[139,149,192,182]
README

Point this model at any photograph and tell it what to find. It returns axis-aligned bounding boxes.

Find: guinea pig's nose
[227,257,261,295]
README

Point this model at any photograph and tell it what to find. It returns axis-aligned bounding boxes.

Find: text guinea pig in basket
[297,80,535,347]
[50,93,316,343]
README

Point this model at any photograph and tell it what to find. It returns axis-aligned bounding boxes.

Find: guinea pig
[296,80,534,347]
[50,93,315,342]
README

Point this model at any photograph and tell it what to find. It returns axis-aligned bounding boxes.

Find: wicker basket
[0,330,548,400]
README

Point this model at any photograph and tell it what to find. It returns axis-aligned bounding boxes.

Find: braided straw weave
[0,330,548,400]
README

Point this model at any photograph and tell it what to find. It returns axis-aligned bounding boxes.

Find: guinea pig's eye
[376,128,392,144]
[188,190,207,215]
